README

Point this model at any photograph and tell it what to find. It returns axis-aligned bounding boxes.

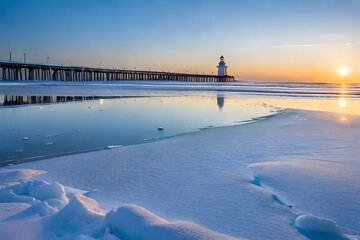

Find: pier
[0,61,235,82]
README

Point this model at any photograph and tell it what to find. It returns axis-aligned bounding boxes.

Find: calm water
[0,94,275,165]
[1,81,359,166]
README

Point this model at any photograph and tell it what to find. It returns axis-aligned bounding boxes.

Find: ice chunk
[52,194,104,225]
[29,182,67,202]
[63,186,88,199]
[6,201,57,220]
[295,214,348,239]
[0,188,38,205]
[1,180,69,211]
[106,145,122,149]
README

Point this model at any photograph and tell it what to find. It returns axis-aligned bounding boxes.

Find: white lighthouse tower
[217,55,227,76]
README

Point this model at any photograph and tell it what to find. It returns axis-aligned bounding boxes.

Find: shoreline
[1,80,359,98]
[1,109,281,167]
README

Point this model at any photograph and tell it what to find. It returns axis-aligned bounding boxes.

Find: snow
[0,168,46,187]
[0,109,359,239]
[294,215,349,240]
[106,204,239,240]
[0,168,241,239]
[0,202,30,220]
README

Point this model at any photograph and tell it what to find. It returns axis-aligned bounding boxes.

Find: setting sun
[338,99,346,107]
[338,67,350,77]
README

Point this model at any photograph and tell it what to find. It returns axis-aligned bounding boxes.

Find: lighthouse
[217,55,228,76]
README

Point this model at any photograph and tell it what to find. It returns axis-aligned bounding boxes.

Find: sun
[338,67,350,77]
[338,99,346,107]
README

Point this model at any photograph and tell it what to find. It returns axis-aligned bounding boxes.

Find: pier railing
[0,61,235,82]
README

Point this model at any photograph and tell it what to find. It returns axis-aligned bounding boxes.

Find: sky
[0,0,359,83]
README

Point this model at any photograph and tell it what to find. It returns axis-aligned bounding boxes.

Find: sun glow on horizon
[338,67,350,77]
[338,99,346,107]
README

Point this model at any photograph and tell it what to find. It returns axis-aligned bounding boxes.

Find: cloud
[267,42,360,48]
[232,42,360,51]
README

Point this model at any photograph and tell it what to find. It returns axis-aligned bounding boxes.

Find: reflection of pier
[0,95,112,106]
[0,61,235,82]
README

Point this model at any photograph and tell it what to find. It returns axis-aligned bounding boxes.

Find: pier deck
[0,61,235,82]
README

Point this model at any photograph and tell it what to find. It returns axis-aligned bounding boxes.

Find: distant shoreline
[0,80,359,98]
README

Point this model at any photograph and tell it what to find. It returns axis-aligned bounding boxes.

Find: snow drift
[106,204,238,240]
[0,168,241,239]
[295,215,349,240]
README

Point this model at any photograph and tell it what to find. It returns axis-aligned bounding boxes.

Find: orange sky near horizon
[230,43,359,83]
[94,42,359,84]
[204,42,359,83]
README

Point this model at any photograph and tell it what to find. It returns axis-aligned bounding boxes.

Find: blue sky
[1,0,359,82]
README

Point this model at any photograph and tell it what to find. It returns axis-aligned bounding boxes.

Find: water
[0,94,275,165]
[0,80,359,97]
[1,80,359,166]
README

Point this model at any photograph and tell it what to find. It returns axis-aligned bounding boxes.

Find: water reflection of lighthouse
[217,95,224,110]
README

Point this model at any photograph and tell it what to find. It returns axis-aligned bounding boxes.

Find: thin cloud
[268,42,360,48]
[232,42,360,50]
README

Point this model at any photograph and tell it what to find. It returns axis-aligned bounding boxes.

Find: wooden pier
[0,61,235,82]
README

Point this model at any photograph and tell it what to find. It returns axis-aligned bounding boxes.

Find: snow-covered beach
[2,0,360,238]
[0,82,359,240]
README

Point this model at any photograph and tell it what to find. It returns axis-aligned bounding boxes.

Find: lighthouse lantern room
[217,55,228,77]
